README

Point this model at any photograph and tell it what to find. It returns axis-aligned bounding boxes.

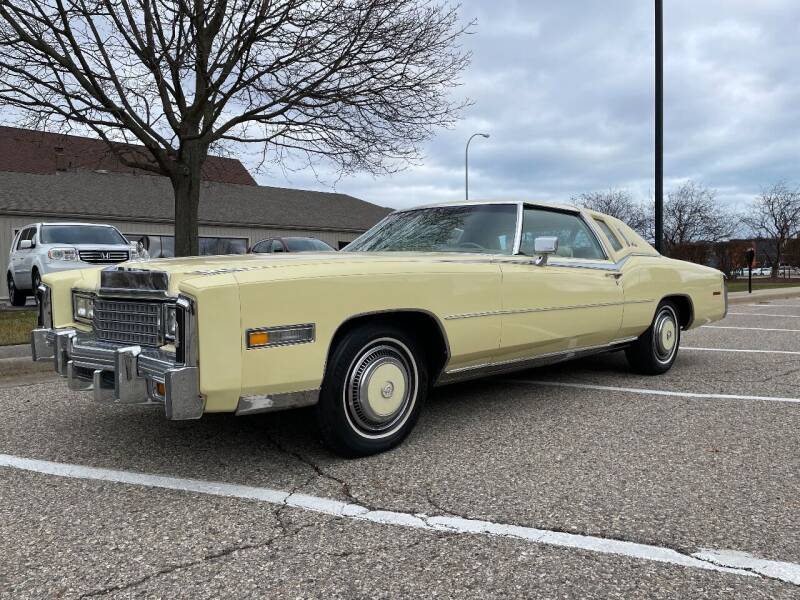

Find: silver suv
[7,222,138,306]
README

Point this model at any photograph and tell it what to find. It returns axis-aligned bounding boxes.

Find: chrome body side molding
[235,389,320,416]
[436,337,638,386]
[445,300,654,321]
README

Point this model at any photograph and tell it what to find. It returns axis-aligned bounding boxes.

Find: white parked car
[7,222,138,306]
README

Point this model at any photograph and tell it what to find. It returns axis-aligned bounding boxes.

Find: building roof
[0,126,256,186]
[0,170,391,233]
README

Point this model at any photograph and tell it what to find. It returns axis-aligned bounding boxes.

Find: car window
[520,208,606,260]
[593,218,624,252]
[40,225,126,245]
[345,204,518,254]
[16,227,34,249]
[271,239,285,253]
[614,225,632,247]
[251,240,272,253]
[284,238,334,252]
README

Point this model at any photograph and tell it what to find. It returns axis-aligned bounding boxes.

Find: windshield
[40,225,127,245]
[285,238,335,252]
[345,204,518,254]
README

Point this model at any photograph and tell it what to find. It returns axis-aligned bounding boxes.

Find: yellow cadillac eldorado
[31,201,727,456]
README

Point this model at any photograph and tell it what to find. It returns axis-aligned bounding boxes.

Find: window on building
[124,234,247,258]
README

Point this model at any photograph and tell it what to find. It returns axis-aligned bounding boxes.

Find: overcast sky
[253,0,800,212]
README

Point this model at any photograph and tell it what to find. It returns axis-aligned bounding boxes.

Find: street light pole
[655,0,664,254]
[465,133,490,200]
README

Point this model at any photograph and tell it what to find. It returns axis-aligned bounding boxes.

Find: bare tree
[663,181,733,259]
[0,0,470,255]
[572,188,651,237]
[743,182,800,278]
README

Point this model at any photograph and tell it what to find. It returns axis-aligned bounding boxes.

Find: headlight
[164,304,177,341]
[48,247,78,261]
[72,292,94,324]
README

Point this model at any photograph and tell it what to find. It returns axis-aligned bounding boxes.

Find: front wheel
[625,301,681,375]
[7,274,27,307]
[31,270,41,302]
[316,323,428,457]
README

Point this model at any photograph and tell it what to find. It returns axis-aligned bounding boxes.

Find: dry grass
[0,310,37,346]
[727,280,800,293]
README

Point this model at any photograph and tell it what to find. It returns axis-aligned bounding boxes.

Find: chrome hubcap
[653,308,678,362]
[345,339,417,438]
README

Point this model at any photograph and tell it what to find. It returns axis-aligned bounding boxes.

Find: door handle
[606,272,623,279]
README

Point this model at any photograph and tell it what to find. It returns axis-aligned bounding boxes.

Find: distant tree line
[573,182,800,278]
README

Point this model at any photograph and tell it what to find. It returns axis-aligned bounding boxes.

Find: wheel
[316,323,428,457]
[625,301,681,375]
[31,270,41,302]
[7,274,27,307]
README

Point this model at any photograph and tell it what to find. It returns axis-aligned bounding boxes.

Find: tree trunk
[171,143,208,257]
[772,240,783,279]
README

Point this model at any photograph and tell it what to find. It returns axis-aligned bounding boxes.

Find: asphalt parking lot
[2,299,799,598]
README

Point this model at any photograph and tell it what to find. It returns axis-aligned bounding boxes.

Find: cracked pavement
[1,300,799,598]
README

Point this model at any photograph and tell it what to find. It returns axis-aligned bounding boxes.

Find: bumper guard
[30,294,203,420]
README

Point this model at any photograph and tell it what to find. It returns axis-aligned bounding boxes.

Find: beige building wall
[1,215,362,298]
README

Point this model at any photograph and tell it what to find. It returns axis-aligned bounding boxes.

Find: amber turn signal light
[248,330,270,347]
[156,382,166,396]
[246,324,315,349]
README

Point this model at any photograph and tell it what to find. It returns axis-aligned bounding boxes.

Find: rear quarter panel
[622,256,726,334]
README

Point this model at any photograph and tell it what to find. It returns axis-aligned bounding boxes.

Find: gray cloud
[252,0,800,214]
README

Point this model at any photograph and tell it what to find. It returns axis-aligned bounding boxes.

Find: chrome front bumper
[31,327,204,420]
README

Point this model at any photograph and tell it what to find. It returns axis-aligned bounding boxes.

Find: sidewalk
[0,342,56,379]
[728,286,800,305]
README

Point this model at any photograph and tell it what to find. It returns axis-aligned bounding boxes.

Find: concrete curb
[0,344,31,359]
[0,356,54,378]
[728,286,800,305]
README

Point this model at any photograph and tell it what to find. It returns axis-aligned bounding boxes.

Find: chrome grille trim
[79,250,129,264]
[93,299,162,346]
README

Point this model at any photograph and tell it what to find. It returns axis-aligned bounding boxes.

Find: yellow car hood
[66,251,492,295]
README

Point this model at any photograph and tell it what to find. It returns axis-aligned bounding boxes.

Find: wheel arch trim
[324,308,452,381]
[656,294,695,329]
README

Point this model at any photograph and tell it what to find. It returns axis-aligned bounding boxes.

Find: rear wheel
[625,301,681,375]
[7,274,27,307]
[316,323,428,457]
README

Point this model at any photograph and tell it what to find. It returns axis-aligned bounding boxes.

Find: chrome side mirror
[19,239,32,250]
[533,236,558,266]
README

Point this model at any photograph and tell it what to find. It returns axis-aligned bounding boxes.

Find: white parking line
[741,303,800,308]
[702,326,800,333]
[4,454,800,585]
[684,347,800,356]
[505,380,800,405]
[727,312,800,318]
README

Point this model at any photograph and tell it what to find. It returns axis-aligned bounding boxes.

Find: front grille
[79,250,129,264]
[94,299,161,346]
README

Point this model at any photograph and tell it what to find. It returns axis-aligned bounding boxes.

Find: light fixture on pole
[465,133,490,200]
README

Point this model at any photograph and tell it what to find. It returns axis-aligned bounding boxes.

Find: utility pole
[465,133,490,200]
[655,0,664,253]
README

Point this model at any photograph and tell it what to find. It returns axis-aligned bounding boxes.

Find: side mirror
[533,236,558,266]
[19,240,32,250]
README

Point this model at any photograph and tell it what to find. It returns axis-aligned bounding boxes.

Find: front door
[496,206,624,364]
